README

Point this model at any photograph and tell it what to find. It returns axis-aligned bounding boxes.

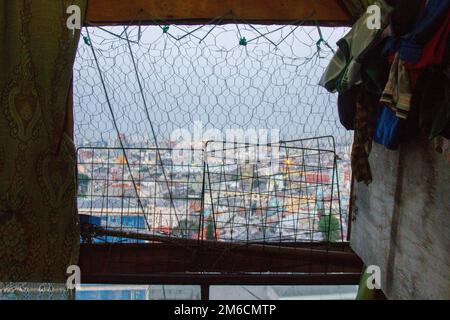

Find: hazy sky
[73,24,351,147]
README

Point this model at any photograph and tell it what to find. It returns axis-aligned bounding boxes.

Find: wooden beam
[81,225,358,261]
[79,242,363,275]
[86,0,352,26]
[81,272,362,286]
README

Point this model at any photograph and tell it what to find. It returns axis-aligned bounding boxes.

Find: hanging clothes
[399,0,450,63]
[359,38,391,96]
[337,86,359,130]
[375,53,415,150]
[412,62,450,140]
[405,9,450,71]
[351,92,380,185]
[319,0,394,93]
[380,54,412,120]
[337,38,391,131]
[389,0,425,38]
[409,11,450,140]
[374,4,450,151]
[383,1,450,79]
[374,106,402,150]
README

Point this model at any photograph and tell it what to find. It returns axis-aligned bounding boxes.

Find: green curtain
[0,0,86,283]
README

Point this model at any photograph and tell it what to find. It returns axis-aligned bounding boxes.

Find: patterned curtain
[0,0,86,283]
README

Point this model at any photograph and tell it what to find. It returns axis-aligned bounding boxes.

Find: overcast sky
[73,24,351,148]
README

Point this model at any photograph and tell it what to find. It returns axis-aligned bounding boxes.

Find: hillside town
[77,135,352,243]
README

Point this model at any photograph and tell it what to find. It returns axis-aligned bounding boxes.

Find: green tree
[205,217,215,240]
[319,214,340,243]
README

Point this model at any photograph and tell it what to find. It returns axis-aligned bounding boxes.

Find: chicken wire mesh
[74,23,353,244]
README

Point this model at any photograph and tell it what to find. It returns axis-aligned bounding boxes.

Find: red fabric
[406,11,450,70]
[408,70,422,88]
[405,10,450,88]
[387,53,396,63]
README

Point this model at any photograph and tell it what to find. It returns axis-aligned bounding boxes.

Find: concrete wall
[350,135,450,299]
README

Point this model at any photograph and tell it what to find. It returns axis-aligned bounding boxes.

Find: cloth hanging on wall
[336,38,391,131]
[351,92,380,184]
[0,0,87,282]
[374,106,402,150]
[319,0,394,93]
[379,54,412,119]
[389,0,424,38]
[398,0,450,63]
[375,6,450,149]
[413,63,450,140]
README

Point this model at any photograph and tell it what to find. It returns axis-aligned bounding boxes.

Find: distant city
[77,134,352,243]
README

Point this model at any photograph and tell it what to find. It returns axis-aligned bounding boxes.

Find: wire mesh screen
[78,137,345,244]
[203,137,344,243]
[78,147,204,243]
[74,23,353,245]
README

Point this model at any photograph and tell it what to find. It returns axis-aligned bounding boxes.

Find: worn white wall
[350,135,450,299]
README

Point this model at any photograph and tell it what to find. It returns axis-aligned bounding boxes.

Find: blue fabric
[399,0,450,62]
[375,106,401,150]
[382,37,398,56]
[79,214,101,226]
